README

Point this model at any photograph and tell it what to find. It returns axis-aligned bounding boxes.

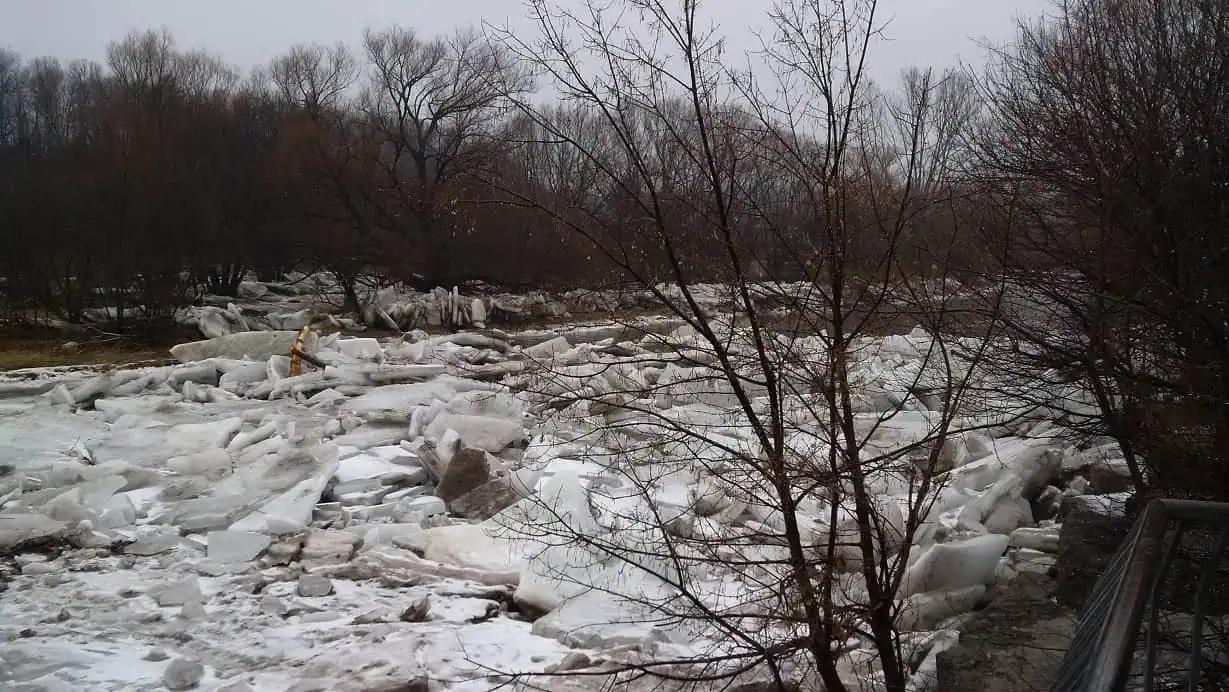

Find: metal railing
[1053,499,1229,692]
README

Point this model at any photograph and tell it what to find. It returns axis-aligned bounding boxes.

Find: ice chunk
[422,523,520,573]
[98,493,137,529]
[299,529,360,571]
[149,578,204,606]
[207,530,271,563]
[523,336,571,360]
[163,658,205,690]
[167,362,220,388]
[167,449,232,478]
[343,381,459,416]
[531,586,681,650]
[510,471,604,614]
[367,364,447,383]
[170,331,298,363]
[901,534,1009,597]
[945,437,1060,498]
[227,422,278,453]
[394,495,446,523]
[335,453,421,484]
[471,299,487,328]
[425,414,523,453]
[297,574,333,597]
[897,585,985,631]
[88,418,243,468]
[229,454,338,533]
[0,513,69,551]
[336,337,382,361]
[1009,525,1060,553]
[218,361,268,392]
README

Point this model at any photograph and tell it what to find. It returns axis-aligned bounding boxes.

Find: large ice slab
[170,331,298,363]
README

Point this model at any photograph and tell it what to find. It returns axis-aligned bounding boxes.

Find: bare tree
[973,0,1229,499]
[269,42,357,117]
[483,1,1003,690]
[0,47,21,147]
[360,25,531,285]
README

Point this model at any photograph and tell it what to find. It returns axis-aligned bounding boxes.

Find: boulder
[435,447,491,505]
[936,574,1074,691]
[449,478,521,520]
[1054,494,1132,607]
[399,596,431,622]
[1088,459,1134,494]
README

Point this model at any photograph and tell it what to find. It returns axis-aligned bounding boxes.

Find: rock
[207,531,271,563]
[170,331,299,363]
[150,578,204,607]
[363,676,429,692]
[399,596,431,622]
[1088,459,1134,494]
[936,574,1074,691]
[448,478,521,520]
[297,574,333,597]
[434,446,490,504]
[1054,494,1132,608]
[1031,485,1063,522]
[163,658,205,690]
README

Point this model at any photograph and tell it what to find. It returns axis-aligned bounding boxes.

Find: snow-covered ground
[0,310,1130,691]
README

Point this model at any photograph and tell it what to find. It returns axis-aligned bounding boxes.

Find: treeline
[0,25,987,329]
[0,28,606,329]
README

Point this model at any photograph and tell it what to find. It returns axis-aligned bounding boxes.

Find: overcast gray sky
[0,1,1051,85]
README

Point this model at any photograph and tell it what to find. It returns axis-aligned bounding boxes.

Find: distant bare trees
[269,42,356,116]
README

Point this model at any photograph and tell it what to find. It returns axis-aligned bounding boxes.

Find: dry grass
[0,330,177,372]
